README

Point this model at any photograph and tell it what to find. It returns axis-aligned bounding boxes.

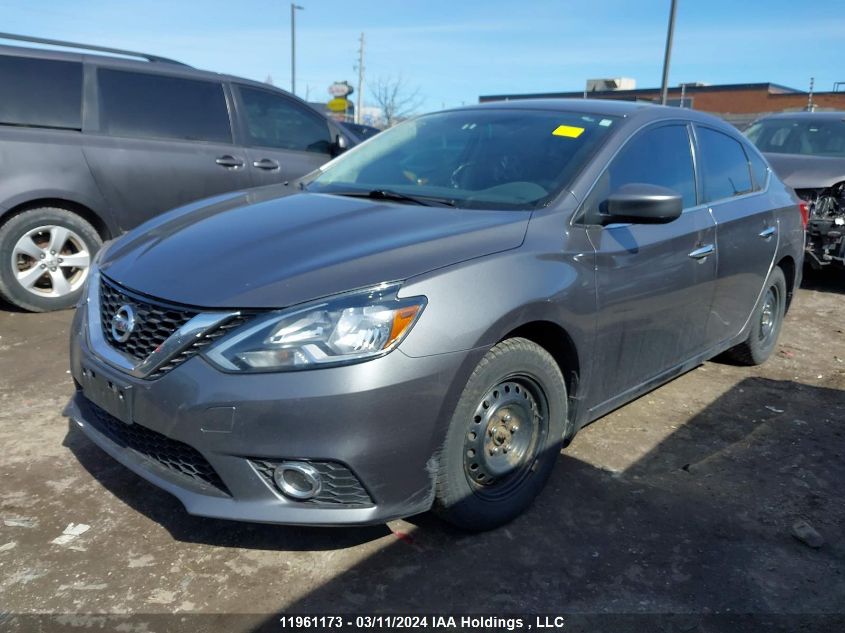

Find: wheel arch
[776,254,796,313]
[1,197,114,240]
[499,320,582,441]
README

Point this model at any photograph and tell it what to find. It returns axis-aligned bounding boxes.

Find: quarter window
[696,127,753,202]
[238,86,332,154]
[746,146,769,191]
[0,56,82,129]
[97,69,232,143]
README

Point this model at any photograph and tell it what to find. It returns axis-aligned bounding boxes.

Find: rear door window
[237,85,332,154]
[0,55,82,129]
[97,69,232,143]
[696,127,754,202]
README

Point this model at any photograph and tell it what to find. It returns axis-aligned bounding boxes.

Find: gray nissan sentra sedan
[66,99,804,531]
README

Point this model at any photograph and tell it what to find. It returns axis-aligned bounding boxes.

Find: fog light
[273,462,321,500]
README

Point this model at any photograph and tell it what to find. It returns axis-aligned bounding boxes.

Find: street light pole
[355,32,365,124]
[660,0,678,106]
[290,3,304,96]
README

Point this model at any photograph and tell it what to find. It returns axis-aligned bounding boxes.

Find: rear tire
[0,207,101,312]
[433,338,568,531]
[724,266,787,366]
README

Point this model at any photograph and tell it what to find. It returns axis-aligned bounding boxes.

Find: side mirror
[332,134,348,157]
[603,183,683,224]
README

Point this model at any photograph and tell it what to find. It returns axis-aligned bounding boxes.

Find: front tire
[724,266,787,366]
[433,338,568,531]
[0,207,101,312]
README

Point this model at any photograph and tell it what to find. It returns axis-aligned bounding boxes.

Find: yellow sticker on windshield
[552,125,585,138]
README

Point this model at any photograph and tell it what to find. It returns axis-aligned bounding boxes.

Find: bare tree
[369,75,424,127]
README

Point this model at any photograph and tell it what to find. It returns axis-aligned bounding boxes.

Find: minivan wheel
[433,338,568,531]
[0,207,102,312]
[724,266,787,366]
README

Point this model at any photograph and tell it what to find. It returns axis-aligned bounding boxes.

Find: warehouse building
[479,80,845,128]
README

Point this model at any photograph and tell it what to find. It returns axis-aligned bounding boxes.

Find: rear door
[0,54,110,219]
[694,125,778,345]
[584,123,718,407]
[82,67,252,231]
[232,84,334,186]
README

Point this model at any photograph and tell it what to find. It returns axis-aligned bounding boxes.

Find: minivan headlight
[203,284,425,372]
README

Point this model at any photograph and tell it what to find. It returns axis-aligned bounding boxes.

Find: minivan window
[0,56,82,129]
[696,127,753,202]
[308,109,617,210]
[582,124,696,222]
[98,69,231,143]
[238,86,332,153]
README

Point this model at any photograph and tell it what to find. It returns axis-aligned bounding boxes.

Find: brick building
[479,83,845,127]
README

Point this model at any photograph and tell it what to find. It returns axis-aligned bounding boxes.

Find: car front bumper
[67,307,481,526]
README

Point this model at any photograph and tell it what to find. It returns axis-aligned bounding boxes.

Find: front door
[233,84,334,187]
[83,68,251,231]
[583,123,718,408]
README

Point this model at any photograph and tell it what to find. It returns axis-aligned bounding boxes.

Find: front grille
[100,277,198,362]
[84,398,229,496]
[145,315,250,380]
[252,459,374,507]
[99,276,252,379]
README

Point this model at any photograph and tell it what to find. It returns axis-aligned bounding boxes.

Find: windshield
[746,118,845,157]
[308,109,618,209]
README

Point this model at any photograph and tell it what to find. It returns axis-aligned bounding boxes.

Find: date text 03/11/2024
[276,615,568,630]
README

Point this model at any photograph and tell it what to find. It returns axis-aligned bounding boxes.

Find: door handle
[758,226,776,239]
[688,244,715,260]
[252,158,280,170]
[215,155,244,168]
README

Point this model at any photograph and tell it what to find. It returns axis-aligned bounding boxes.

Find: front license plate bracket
[80,365,134,424]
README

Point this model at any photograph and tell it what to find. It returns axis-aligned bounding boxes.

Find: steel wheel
[464,375,549,500]
[433,338,568,531]
[11,225,91,298]
[757,286,779,345]
[723,266,787,366]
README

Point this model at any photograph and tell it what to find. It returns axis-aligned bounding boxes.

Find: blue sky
[2,0,843,112]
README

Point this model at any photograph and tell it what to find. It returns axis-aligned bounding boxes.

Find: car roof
[444,98,739,132]
[468,98,649,116]
[0,41,283,94]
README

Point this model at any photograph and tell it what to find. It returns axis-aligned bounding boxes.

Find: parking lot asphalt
[1,271,844,631]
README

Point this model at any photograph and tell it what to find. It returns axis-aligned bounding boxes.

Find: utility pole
[355,32,365,124]
[290,3,304,95]
[660,0,678,105]
[807,77,815,111]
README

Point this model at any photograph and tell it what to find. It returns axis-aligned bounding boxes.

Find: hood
[100,190,530,309]
[764,152,845,190]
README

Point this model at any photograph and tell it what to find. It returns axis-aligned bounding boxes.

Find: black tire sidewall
[0,208,102,312]
[746,267,787,364]
[434,338,568,531]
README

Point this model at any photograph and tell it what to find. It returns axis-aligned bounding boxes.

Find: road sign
[327,97,349,112]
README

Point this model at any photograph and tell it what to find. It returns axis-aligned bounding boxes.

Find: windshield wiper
[330,189,456,207]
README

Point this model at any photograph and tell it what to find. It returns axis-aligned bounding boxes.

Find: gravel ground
[0,270,843,633]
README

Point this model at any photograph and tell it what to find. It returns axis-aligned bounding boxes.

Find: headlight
[203,284,425,372]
